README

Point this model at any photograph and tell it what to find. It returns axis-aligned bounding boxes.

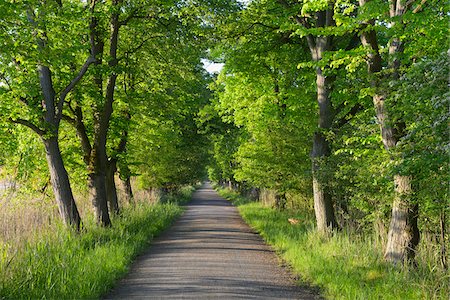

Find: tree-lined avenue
[105,183,317,299]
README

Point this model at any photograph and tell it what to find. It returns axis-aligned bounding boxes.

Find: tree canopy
[0,0,448,268]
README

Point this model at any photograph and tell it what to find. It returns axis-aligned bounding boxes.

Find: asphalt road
[105,182,318,299]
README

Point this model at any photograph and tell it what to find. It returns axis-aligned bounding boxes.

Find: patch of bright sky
[201,58,224,74]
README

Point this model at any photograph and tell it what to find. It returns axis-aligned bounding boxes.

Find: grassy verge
[218,188,449,300]
[0,201,184,299]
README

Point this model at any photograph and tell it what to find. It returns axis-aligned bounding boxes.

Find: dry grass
[0,176,160,257]
[0,191,58,250]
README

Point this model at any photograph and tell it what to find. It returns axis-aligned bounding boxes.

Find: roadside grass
[0,200,184,299]
[218,189,449,300]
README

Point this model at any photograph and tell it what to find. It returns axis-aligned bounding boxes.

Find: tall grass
[0,203,183,299]
[0,186,189,299]
[219,189,449,300]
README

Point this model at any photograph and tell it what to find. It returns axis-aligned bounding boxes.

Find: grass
[218,188,450,300]
[0,193,188,299]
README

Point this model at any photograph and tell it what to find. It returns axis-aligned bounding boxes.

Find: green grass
[161,185,197,205]
[0,202,184,299]
[219,189,450,300]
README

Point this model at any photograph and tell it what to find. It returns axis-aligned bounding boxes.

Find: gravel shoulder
[105,183,319,299]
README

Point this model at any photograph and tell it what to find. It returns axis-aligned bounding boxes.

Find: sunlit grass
[0,200,184,299]
[219,189,449,300]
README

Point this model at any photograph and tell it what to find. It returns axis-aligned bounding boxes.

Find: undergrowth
[0,201,184,299]
[219,188,449,300]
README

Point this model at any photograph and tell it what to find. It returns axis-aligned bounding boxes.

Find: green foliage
[388,52,449,232]
[0,0,88,129]
[206,0,317,194]
[0,127,48,192]
[208,0,449,265]
[0,202,184,299]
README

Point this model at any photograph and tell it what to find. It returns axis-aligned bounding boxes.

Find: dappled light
[0,0,448,298]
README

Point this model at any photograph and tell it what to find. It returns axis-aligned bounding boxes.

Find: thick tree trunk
[373,92,420,264]
[89,173,111,226]
[385,175,419,263]
[121,176,134,204]
[311,68,338,232]
[274,192,286,210]
[43,137,81,230]
[89,146,111,226]
[106,159,120,215]
[312,133,338,231]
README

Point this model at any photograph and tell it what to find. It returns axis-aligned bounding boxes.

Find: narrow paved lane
[105,183,317,299]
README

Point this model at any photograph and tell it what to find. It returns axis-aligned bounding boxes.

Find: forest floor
[104,182,319,299]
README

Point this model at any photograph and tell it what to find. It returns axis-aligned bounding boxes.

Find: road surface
[105,183,318,299]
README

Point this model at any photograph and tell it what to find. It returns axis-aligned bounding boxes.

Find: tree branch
[334,104,364,129]
[276,0,317,56]
[412,0,427,13]
[9,118,45,136]
[57,55,96,119]
[119,8,141,26]
[63,107,92,164]
[61,114,77,125]
[0,72,12,91]
[119,35,163,60]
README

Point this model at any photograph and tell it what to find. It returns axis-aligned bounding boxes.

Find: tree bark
[312,132,338,231]
[298,7,339,232]
[43,136,81,230]
[88,166,111,226]
[274,192,286,210]
[84,0,121,226]
[106,159,120,215]
[121,175,134,204]
[310,65,338,232]
[38,58,82,231]
[385,175,419,263]
[359,0,420,264]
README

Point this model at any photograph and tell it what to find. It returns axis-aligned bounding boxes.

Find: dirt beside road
[105,183,319,299]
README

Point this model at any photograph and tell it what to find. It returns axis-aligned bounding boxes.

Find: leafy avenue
[0,0,448,298]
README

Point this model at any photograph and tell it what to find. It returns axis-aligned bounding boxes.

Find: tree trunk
[43,136,81,230]
[122,176,134,204]
[373,92,420,264]
[312,135,338,232]
[89,173,111,226]
[106,159,120,215]
[385,175,419,263]
[274,192,286,210]
[88,146,111,226]
[311,67,338,232]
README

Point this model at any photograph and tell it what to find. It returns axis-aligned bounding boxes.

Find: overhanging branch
[57,55,96,119]
[9,118,45,136]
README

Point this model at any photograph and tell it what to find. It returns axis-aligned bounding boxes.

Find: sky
[201,59,224,74]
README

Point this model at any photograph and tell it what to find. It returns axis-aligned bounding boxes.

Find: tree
[213,0,364,229]
[0,0,97,229]
[358,0,448,264]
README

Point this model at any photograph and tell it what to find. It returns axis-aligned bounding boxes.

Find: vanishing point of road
[105,182,318,299]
